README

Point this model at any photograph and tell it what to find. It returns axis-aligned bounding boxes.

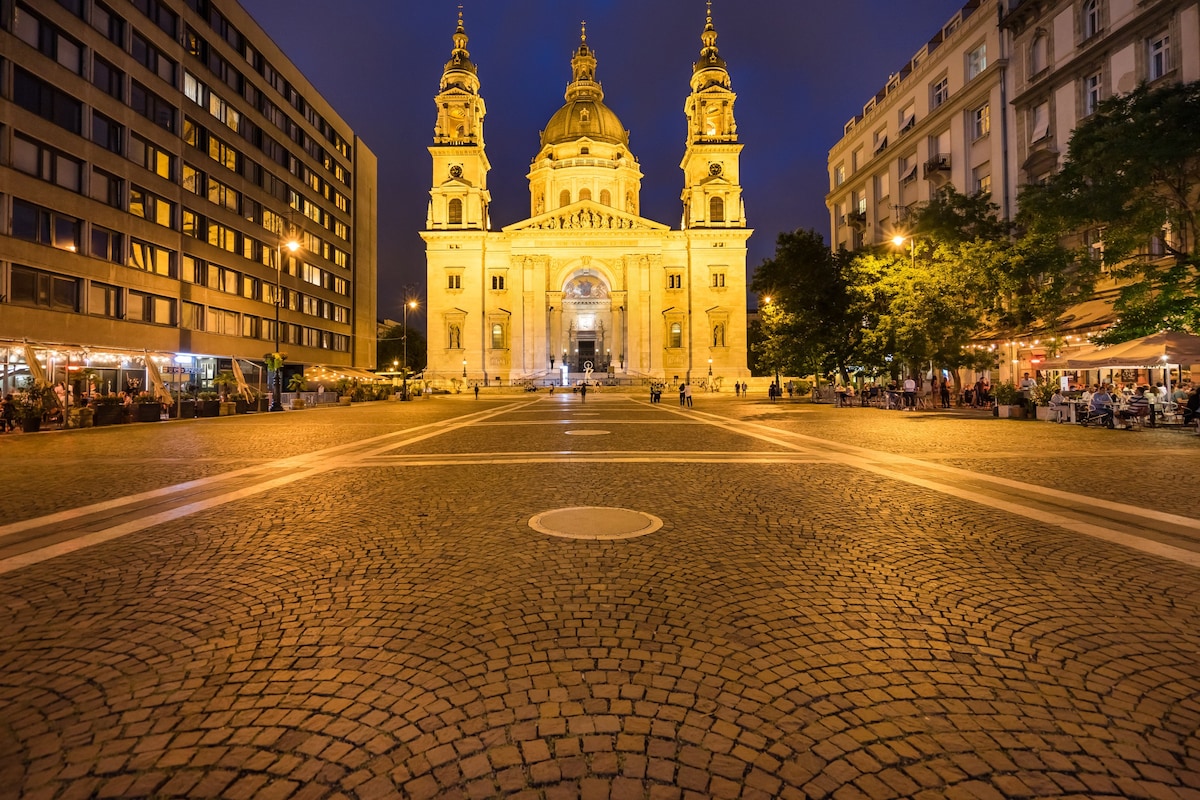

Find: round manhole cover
[530,507,663,540]
[564,430,609,435]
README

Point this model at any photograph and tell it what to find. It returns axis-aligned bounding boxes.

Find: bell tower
[680,2,744,229]
[428,10,491,230]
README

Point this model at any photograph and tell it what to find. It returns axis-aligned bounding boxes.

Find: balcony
[923,154,951,179]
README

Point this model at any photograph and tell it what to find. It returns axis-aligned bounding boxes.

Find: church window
[579,188,591,201]
[580,146,589,155]
[669,322,682,349]
[448,273,461,290]
[448,324,461,349]
[448,198,462,224]
[579,109,590,124]
[491,323,505,350]
[600,189,611,206]
[712,272,726,288]
[491,274,505,290]
[559,189,570,208]
[1083,0,1100,39]
[709,196,725,223]
[667,273,682,289]
[713,323,726,347]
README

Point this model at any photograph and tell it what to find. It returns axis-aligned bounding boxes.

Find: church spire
[565,21,604,103]
[440,7,478,91]
[693,1,730,89]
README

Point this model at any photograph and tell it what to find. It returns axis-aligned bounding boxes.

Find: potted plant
[12,380,48,433]
[264,352,286,412]
[992,381,1025,419]
[197,391,221,417]
[66,402,94,429]
[288,374,308,409]
[335,377,354,405]
[91,394,126,426]
[1029,380,1059,421]
[211,371,239,416]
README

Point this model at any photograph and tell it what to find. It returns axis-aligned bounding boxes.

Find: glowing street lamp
[270,236,301,412]
[402,299,418,400]
[892,234,916,269]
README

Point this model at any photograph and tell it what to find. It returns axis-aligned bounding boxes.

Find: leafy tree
[1019,80,1200,340]
[750,229,870,383]
[377,324,427,374]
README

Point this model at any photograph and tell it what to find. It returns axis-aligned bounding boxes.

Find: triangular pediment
[503,200,669,233]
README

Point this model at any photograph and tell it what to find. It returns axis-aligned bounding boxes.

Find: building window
[92,55,124,100]
[972,104,990,140]
[10,265,79,312]
[89,282,121,318]
[669,322,682,349]
[448,274,461,290]
[973,164,992,196]
[713,323,726,347]
[130,185,174,227]
[12,134,82,192]
[130,80,176,132]
[1149,33,1171,80]
[1084,71,1102,116]
[129,133,174,180]
[967,44,987,80]
[875,172,890,201]
[448,324,461,349]
[600,189,611,205]
[712,272,726,288]
[14,4,82,73]
[667,273,683,290]
[91,1,125,46]
[579,188,592,201]
[931,76,949,109]
[1031,32,1048,75]
[128,239,173,276]
[873,129,888,154]
[833,164,845,187]
[11,199,79,251]
[13,68,82,134]
[90,225,123,263]
[205,306,237,334]
[1083,0,1100,39]
[559,190,571,208]
[130,30,176,86]
[92,112,123,153]
[1030,102,1050,142]
[491,323,505,350]
[448,198,463,224]
[709,196,725,222]
[491,274,505,290]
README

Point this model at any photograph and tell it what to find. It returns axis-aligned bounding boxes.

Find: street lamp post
[271,236,300,412]
[891,235,916,269]
[763,296,781,391]
[402,300,417,400]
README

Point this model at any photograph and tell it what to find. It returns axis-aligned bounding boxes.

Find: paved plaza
[1,393,1198,799]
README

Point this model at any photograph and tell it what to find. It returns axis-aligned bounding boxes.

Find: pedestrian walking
[580,382,587,402]
[685,383,693,407]
[734,381,741,397]
[474,384,479,400]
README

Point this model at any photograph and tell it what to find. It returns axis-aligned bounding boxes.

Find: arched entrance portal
[561,272,615,374]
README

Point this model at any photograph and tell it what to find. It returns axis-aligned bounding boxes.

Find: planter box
[177,400,195,419]
[291,397,306,410]
[21,416,41,433]
[93,405,126,426]
[197,400,221,417]
[339,396,352,405]
[218,401,237,416]
[66,407,94,429]
[1034,405,1058,422]
[235,398,249,414]
[135,403,162,422]
[996,404,1026,419]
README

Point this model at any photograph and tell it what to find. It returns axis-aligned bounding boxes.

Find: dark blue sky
[237,0,964,318]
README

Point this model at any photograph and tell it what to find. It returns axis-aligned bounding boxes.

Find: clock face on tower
[449,165,463,179]
[708,162,723,176]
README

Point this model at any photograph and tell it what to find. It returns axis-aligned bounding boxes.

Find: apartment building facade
[0,0,377,394]
[827,0,1014,252]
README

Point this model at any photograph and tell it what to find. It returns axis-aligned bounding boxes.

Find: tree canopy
[1020,80,1200,340]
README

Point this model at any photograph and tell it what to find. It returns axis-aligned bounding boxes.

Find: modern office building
[422,10,751,388]
[0,0,377,396]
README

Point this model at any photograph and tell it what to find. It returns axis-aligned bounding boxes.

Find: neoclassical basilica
[422,7,751,386]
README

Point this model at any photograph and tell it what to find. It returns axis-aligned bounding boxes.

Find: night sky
[236,0,965,318]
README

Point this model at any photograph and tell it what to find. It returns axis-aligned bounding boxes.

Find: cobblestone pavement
[1,394,1198,799]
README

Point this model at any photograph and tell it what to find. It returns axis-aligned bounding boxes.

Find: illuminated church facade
[422,9,751,387]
